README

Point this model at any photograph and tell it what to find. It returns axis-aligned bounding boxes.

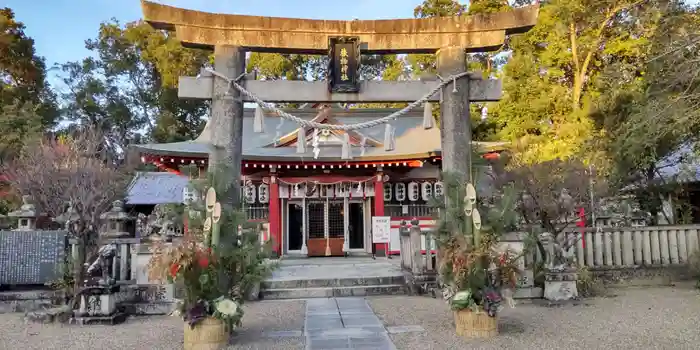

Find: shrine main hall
[130,106,504,258]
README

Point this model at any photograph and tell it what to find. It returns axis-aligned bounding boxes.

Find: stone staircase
[261,257,407,300]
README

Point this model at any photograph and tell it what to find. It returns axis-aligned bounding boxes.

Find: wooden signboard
[371,216,391,244]
[328,37,360,93]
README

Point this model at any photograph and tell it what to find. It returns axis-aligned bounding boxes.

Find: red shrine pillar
[373,172,387,256]
[269,175,282,257]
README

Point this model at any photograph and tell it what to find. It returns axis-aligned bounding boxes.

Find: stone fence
[398,222,700,296]
[559,225,700,269]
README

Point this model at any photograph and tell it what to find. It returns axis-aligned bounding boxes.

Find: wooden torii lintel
[141,0,539,54]
[179,75,502,103]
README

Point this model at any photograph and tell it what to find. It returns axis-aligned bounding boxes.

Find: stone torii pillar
[209,46,245,209]
[437,47,472,183]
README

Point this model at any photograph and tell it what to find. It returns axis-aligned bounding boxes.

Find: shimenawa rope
[202,68,470,131]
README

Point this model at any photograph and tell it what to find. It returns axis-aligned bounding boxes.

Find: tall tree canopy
[490,0,663,163]
[0,8,58,161]
[589,1,699,221]
[56,20,210,154]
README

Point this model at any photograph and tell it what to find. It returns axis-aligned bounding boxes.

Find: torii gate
[140,0,539,208]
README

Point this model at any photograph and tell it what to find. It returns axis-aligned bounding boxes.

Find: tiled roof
[126,172,189,205]
[132,108,506,161]
[656,144,700,183]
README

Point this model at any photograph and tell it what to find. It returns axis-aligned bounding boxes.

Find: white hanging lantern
[244,183,257,203]
[421,182,433,201]
[383,183,392,201]
[355,182,363,195]
[395,183,406,201]
[293,183,301,198]
[258,183,269,203]
[407,182,420,202]
[434,181,444,198]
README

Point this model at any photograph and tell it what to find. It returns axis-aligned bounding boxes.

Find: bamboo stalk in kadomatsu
[212,202,222,246]
[204,187,217,247]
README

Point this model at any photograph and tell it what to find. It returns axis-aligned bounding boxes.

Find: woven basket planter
[454,309,498,339]
[183,317,229,350]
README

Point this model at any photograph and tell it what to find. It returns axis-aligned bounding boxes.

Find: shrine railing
[398,219,438,275]
[549,225,700,269]
[244,204,269,221]
[397,223,700,276]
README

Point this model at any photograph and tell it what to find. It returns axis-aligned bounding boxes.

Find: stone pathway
[304,297,396,350]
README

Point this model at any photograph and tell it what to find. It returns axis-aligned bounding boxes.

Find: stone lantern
[100,200,134,238]
[8,195,37,231]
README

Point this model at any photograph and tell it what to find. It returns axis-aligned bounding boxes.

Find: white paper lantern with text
[258,183,269,203]
[407,182,419,201]
[395,183,406,201]
[433,181,444,198]
[244,183,256,203]
[383,183,392,201]
[420,182,433,201]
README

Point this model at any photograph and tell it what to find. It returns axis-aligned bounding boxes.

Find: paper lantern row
[243,183,270,204]
[383,181,444,202]
[286,182,367,198]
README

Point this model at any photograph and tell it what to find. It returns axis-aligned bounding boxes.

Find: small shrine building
[130,106,504,257]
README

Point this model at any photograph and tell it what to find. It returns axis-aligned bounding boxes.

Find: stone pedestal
[544,269,579,301]
[124,243,177,315]
[497,233,543,299]
[73,286,126,325]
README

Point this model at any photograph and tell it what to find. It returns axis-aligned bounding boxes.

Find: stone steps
[261,283,406,300]
[263,275,405,290]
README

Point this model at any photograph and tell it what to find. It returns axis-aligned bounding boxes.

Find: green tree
[589,1,699,222]
[0,8,58,160]
[406,0,510,140]
[57,20,210,152]
[490,0,661,163]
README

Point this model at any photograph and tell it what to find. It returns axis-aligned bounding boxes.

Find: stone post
[436,46,471,184]
[410,218,423,274]
[210,45,246,210]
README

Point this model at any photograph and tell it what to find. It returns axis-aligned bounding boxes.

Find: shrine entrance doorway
[348,202,365,250]
[287,202,304,251]
[283,198,370,257]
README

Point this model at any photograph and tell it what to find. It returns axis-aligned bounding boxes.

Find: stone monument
[73,244,126,325]
[100,200,135,238]
[540,232,579,301]
[8,195,37,231]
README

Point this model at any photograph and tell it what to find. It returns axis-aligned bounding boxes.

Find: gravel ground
[367,287,700,350]
[3,288,700,350]
[0,299,306,350]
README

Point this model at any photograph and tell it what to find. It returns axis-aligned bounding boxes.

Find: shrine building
[130,106,505,257]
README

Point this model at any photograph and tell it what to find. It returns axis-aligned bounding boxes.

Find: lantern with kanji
[421,182,433,201]
[243,182,256,203]
[407,182,420,201]
[383,183,392,201]
[395,183,406,201]
[434,181,445,198]
[258,183,269,203]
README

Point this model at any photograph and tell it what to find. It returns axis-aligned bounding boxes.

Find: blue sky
[7,0,421,68]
